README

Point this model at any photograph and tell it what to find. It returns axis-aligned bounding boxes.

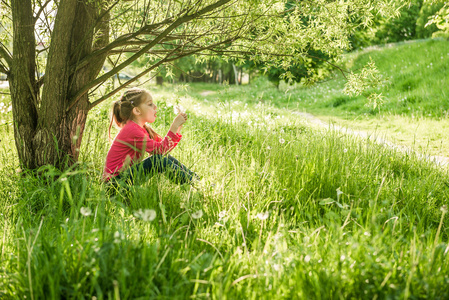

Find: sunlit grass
[180,39,449,159]
[1,79,448,298]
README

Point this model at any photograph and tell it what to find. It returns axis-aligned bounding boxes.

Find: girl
[103,87,198,186]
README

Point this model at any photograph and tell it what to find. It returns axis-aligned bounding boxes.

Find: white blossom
[218,210,227,220]
[134,209,157,222]
[192,209,203,219]
[256,211,269,220]
[174,104,186,114]
[80,207,92,217]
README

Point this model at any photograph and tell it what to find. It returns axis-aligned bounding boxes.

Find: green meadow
[182,38,449,158]
[0,39,448,299]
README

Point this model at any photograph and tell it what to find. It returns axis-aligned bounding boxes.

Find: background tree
[349,0,444,49]
[0,0,402,170]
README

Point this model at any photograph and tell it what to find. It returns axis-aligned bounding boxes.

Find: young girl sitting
[103,87,198,187]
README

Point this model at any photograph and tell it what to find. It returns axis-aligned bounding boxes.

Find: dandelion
[142,209,156,222]
[174,104,186,114]
[279,138,285,144]
[343,148,348,153]
[133,209,156,222]
[192,209,203,219]
[80,207,92,217]
[218,210,227,220]
[304,255,311,263]
[256,211,269,220]
[267,146,271,150]
[441,205,448,214]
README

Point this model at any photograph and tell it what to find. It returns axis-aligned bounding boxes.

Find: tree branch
[33,0,52,24]
[0,42,12,68]
[69,19,173,75]
[0,63,8,74]
[70,0,232,106]
[88,36,235,110]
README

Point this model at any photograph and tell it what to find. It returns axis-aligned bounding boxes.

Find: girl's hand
[173,113,187,127]
[170,112,187,134]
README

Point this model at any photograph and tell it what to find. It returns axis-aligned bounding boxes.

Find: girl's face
[135,92,157,124]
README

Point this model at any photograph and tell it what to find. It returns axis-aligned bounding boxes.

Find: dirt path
[200,90,215,97]
[294,111,449,168]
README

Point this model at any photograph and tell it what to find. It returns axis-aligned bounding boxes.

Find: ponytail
[144,123,162,141]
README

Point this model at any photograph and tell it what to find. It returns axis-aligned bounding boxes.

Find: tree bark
[12,0,110,170]
[232,63,239,85]
[10,0,39,169]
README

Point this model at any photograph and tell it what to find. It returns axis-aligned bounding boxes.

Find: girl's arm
[117,123,181,156]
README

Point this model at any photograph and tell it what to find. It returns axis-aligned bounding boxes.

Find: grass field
[181,39,449,159]
[0,39,449,299]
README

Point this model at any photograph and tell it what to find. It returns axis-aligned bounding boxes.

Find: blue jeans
[114,154,198,185]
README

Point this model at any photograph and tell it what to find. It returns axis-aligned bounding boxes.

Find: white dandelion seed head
[343,148,348,153]
[441,205,448,214]
[142,209,156,222]
[267,146,272,150]
[174,104,186,114]
[80,207,92,217]
[279,138,285,144]
[256,211,269,220]
[304,255,311,263]
[192,209,203,219]
[133,209,157,222]
[218,210,227,220]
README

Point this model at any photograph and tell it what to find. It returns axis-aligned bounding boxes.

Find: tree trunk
[10,0,39,169]
[232,63,239,85]
[12,0,109,170]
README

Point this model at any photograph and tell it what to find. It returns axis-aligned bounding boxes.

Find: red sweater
[103,121,181,180]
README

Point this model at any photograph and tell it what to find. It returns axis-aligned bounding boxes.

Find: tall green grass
[0,84,448,299]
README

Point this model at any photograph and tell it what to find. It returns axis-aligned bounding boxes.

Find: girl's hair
[108,87,161,141]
